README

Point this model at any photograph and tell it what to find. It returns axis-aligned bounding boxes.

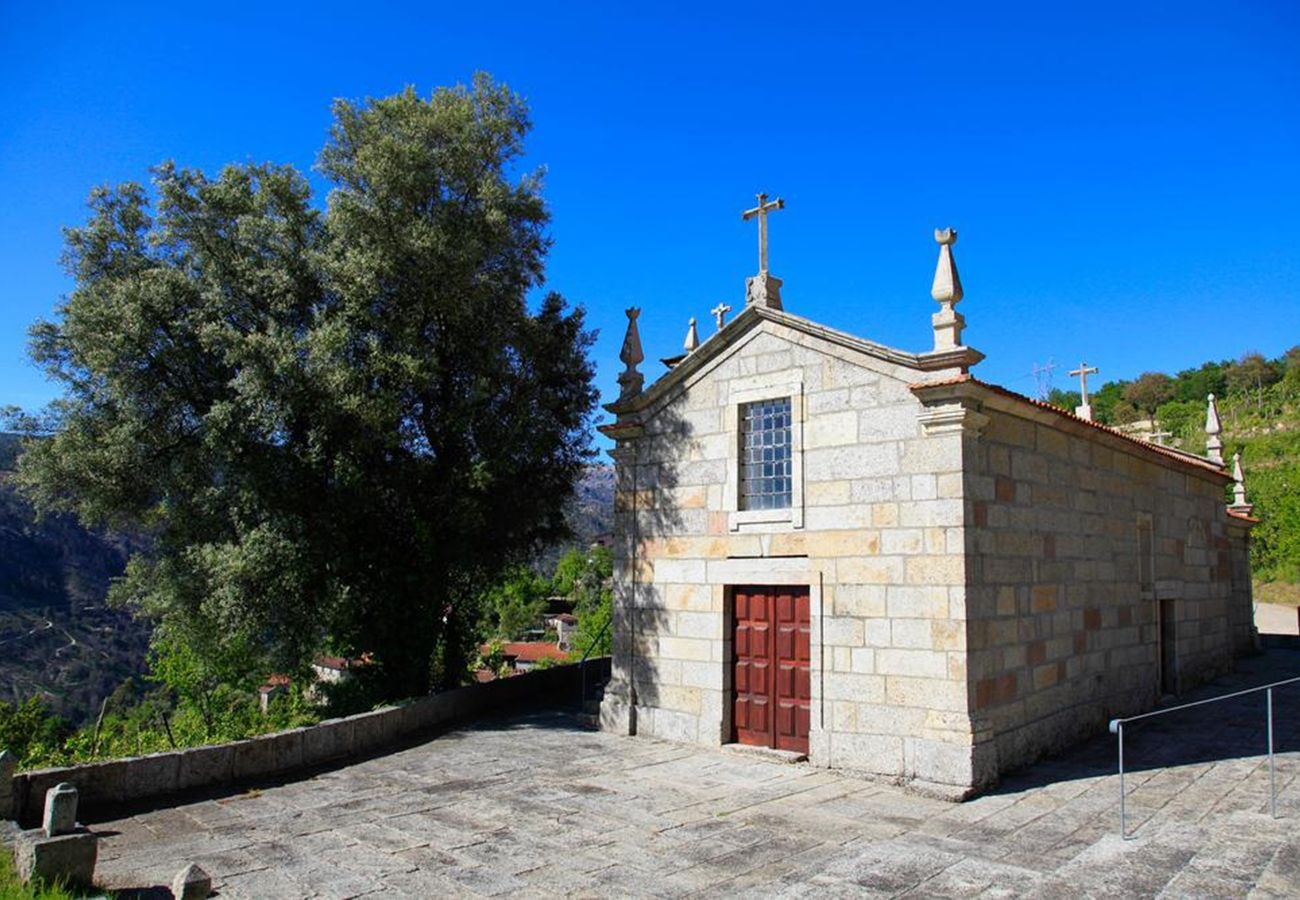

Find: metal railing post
[1119,721,1127,839]
[1110,717,1127,839]
[1269,687,1277,819]
[1108,673,1300,837]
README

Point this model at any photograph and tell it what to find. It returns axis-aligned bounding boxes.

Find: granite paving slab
[88,650,1300,897]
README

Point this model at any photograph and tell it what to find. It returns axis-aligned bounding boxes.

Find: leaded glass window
[740,397,792,510]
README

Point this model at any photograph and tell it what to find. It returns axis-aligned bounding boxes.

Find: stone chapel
[597,196,1258,796]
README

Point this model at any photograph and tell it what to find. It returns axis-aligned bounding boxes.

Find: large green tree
[16,75,597,699]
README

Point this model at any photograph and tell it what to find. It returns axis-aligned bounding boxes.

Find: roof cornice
[604,306,983,416]
[911,376,1231,482]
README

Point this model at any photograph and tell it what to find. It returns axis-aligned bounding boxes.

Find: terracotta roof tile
[910,374,1229,478]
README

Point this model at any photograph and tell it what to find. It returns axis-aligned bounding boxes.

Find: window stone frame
[725,373,804,532]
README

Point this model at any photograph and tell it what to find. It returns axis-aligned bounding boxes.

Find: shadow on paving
[993,648,1300,796]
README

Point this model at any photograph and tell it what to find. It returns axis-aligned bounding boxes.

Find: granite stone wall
[604,321,980,791]
[961,398,1248,777]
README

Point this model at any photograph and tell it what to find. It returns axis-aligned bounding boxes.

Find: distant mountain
[568,462,614,544]
[0,435,151,725]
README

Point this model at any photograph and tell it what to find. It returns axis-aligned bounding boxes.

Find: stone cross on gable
[741,192,785,274]
[1069,362,1099,407]
[1149,428,1173,446]
[1068,361,1099,421]
[711,303,732,330]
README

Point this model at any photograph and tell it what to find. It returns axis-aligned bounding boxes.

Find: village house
[597,196,1257,796]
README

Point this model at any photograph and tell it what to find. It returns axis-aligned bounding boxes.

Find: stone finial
[173,862,213,900]
[0,749,14,820]
[43,783,78,837]
[683,318,700,354]
[711,303,732,331]
[1230,452,1253,515]
[930,228,965,351]
[617,308,645,401]
[1205,393,1224,465]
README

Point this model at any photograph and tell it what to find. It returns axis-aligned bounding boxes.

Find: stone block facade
[600,305,1253,796]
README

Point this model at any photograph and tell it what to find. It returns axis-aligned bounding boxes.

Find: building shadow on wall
[616,403,693,716]
[991,649,1300,797]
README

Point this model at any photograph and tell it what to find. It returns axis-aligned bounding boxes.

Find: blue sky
[2,2,1297,439]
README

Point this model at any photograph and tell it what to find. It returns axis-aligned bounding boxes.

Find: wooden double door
[732,585,811,754]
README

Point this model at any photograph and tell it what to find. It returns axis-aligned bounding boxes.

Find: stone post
[42,783,78,836]
[0,749,14,821]
[14,783,98,888]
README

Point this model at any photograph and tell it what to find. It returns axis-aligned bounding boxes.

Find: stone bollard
[0,749,14,820]
[43,782,78,836]
[172,863,212,900]
[13,783,98,888]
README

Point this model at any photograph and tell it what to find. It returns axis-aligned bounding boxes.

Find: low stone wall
[7,658,610,826]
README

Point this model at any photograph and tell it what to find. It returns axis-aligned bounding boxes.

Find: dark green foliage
[1234,429,1300,583]
[1154,399,1202,445]
[15,75,597,702]
[557,544,612,658]
[482,567,552,641]
[1044,388,1080,412]
[0,697,69,766]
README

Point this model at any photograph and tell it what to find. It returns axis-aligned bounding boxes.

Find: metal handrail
[577,615,612,707]
[1108,673,1300,838]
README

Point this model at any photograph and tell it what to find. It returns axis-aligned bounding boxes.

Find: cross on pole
[711,303,732,330]
[741,192,785,273]
[1068,361,1099,407]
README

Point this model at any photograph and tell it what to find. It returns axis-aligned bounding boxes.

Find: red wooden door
[732,586,810,754]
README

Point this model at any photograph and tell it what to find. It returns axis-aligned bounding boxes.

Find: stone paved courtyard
[92,652,1300,898]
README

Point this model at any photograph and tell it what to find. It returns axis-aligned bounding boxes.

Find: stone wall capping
[4,659,609,826]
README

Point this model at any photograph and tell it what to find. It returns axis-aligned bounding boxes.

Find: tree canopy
[15,75,598,700]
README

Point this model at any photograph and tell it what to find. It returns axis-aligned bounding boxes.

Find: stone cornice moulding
[604,305,985,417]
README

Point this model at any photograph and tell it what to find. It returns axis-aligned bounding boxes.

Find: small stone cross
[711,303,732,330]
[1149,428,1173,446]
[1068,361,1099,408]
[741,192,785,273]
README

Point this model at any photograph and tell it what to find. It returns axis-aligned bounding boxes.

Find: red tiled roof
[910,374,1230,478]
[480,642,570,663]
[259,673,291,693]
[1227,509,1260,524]
[313,653,373,671]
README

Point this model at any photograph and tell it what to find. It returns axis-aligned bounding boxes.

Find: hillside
[0,435,152,725]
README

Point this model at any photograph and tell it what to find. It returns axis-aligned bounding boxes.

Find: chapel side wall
[964,406,1241,775]
[608,325,976,790]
